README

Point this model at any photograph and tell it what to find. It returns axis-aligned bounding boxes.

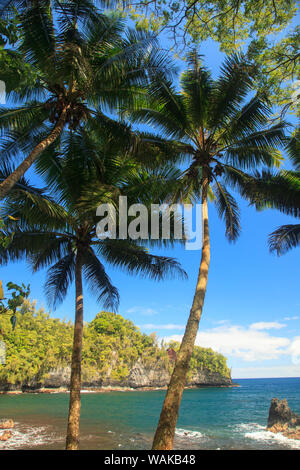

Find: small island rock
[0,419,14,429]
[267,398,300,440]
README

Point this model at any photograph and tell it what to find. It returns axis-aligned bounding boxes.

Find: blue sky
[1,17,299,379]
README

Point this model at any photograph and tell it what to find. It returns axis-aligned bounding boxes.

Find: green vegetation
[167,340,230,378]
[0,300,73,386]
[0,281,30,330]
[121,0,300,110]
[0,302,230,387]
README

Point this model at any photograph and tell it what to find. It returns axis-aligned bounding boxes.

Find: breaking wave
[234,422,300,450]
[0,422,62,450]
[175,428,204,440]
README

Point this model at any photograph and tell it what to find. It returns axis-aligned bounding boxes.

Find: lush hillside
[0,301,231,389]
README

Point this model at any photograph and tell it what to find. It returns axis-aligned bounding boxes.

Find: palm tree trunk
[66,248,84,450]
[152,181,210,450]
[0,107,68,200]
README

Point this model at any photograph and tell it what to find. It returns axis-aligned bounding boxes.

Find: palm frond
[30,235,72,272]
[45,252,76,308]
[0,124,53,167]
[227,122,287,152]
[82,246,120,311]
[208,54,253,129]
[223,122,287,169]
[1,174,73,231]
[286,128,300,170]
[0,229,54,265]
[0,161,45,196]
[180,49,213,129]
[213,181,241,242]
[54,0,99,34]
[98,238,187,281]
[220,95,272,143]
[134,131,193,167]
[0,104,46,132]
[84,9,125,48]
[226,168,300,218]
[268,224,300,255]
[224,146,284,170]
[19,1,56,73]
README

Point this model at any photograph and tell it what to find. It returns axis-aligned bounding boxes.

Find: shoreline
[0,383,239,395]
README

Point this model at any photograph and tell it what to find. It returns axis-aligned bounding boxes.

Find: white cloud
[141,323,185,331]
[126,306,158,316]
[212,319,230,326]
[164,324,291,362]
[284,316,299,321]
[232,364,300,379]
[288,336,300,365]
[250,322,286,330]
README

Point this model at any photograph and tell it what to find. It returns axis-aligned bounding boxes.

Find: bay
[0,377,299,450]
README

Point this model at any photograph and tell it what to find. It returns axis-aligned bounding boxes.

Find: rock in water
[0,419,14,429]
[0,430,12,441]
[267,398,293,427]
[267,398,300,439]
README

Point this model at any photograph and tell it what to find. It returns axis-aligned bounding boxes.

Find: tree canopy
[0,302,231,387]
[120,0,299,110]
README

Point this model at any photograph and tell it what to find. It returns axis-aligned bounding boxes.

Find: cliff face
[4,359,232,391]
[118,360,232,388]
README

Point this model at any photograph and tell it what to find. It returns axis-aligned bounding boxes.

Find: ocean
[0,377,299,450]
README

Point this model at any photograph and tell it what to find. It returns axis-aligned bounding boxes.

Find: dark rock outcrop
[62,360,232,389]
[0,430,12,441]
[0,419,14,429]
[43,367,73,388]
[187,369,232,387]
[0,419,14,442]
[125,361,171,389]
[267,398,300,440]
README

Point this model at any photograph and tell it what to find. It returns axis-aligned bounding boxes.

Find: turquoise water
[0,377,300,450]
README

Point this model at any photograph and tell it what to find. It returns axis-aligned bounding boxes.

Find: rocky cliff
[0,308,233,392]
[2,360,232,392]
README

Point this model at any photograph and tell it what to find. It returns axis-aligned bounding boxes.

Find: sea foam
[0,422,62,450]
[175,428,204,440]
[236,422,300,450]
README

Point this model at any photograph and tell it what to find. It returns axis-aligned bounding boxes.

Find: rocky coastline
[0,362,234,394]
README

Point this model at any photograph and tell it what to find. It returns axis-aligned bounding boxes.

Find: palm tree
[0,0,174,198]
[126,51,288,449]
[0,128,187,450]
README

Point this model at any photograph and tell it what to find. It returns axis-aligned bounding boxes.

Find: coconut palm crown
[128,51,288,241]
[0,0,175,198]
[0,127,187,308]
